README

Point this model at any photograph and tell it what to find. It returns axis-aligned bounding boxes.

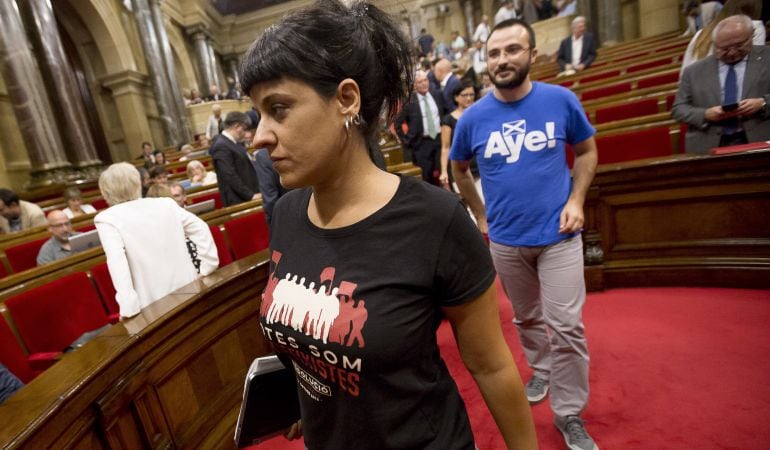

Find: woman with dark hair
[240,1,537,449]
[440,80,478,189]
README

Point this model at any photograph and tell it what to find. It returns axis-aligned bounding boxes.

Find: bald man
[673,14,770,152]
[36,210,80,265]
[434,59,462,110]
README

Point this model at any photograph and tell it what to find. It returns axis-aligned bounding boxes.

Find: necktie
[422,95,437,139]
[724,64,738,133]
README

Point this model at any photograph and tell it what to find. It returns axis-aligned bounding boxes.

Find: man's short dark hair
[148,165,168,178]
[490,18,536,49]
[223,111,251,130]
[141,141,152,149]
[0,188,19,206]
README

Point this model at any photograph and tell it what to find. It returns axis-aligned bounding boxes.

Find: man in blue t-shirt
[451,18,599,450]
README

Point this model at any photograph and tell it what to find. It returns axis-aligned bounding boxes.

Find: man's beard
[491,60,530,90]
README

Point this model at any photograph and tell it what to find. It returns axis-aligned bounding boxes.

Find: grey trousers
[490,236,590,419]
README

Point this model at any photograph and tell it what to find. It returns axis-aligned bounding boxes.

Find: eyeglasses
[458,93,476,98]
[715,37,751,53]
[50,222,71,229]
[488,45,531,59]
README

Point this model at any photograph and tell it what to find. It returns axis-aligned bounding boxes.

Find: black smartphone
[722,103,739,112]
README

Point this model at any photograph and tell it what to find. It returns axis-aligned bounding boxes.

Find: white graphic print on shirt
[484,120,556,163]
[260,250,367,399]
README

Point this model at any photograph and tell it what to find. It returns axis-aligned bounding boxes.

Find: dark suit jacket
[394,89,447,149]
[442,74,462,110]
[556,32,597,71]
[672,45,770,153]
[210,134,260,206]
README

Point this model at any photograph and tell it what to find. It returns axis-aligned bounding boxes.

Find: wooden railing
[0,252,271,449]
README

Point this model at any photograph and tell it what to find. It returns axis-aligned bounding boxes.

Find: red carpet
[250,285,770,449]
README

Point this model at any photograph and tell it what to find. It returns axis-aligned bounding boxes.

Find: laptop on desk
[185,199,216,215]
[69,229,102,253]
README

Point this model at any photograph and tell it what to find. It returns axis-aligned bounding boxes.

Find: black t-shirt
[259,175,496,449]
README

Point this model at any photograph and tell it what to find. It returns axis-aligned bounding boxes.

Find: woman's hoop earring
[344,115,352,133]
[352,114,361,126]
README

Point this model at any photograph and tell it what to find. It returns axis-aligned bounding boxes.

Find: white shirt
[417,92,440,138]
[473,23,490,43]
[63,204,97,219]
[494,7,517,25]
[472,47,488,75]
[95,197,219,318]
[571,35,584,67]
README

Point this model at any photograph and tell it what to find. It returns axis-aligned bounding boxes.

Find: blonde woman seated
[94,162,218,318]
[186,160,217,187]
[62,187,97,219]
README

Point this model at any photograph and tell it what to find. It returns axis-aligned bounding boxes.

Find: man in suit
[556,16,597,74]
[210,111,260,206]
[394,70,446,185]
[673,15,770,153]
[434,59,462,110]
[0,188,46,233]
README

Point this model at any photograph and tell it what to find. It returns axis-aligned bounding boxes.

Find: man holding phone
[673,14,770,152]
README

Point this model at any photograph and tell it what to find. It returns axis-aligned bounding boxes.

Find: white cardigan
[95,197,219,318]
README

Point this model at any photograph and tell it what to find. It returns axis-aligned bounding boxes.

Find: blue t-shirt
[450,82,595,247]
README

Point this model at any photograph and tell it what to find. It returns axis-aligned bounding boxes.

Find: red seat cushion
[91,198,109,210]
[637,71,679,89]
[0,315,36,383]
[627,58,670,73]
[5,236,50,273]
[581,82,632,101]
[90,262,120,318]
[5,272,110,368]
[209,224,234,267]
[190,191,223,210]
[579,69,620,84]
[595,98,660,124]
[223,211,270,260]
[595,127,674,164]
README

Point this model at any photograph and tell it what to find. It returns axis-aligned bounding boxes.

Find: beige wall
[638,0,681,37]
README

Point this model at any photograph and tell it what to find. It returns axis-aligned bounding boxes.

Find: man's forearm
[452,161,486,220]
[569,143,598,205]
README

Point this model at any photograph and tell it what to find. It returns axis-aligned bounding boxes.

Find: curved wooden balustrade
[0,251,271,449]
[583,148,770,290]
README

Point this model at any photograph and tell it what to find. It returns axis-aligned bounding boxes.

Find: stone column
[0,0,71,187]
[463,0,475,41]
[638,0,680,38]
[207,41,222,93]
[223,54,240,87]
[189,28,214,95]
[131,0,183,146]
[149,0,192,144]
[597,0,623,46]
[20,0,102,177]
[577,0,600,43]
[101,70,154,162]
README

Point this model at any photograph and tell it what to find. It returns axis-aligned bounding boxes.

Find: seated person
[186,160,217,187]
[137,141,155,168]
[556,16,597,75]
[189,88,204,105]
[152,150,167,166]
[0,188,46,233]
[178,144,195,162]
[0,363,23,405]
[169,182,187,207]
[62,187,97,218]
[36,210,81,265]
[148,165,169,186]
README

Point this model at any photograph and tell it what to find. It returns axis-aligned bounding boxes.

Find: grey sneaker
[525,375,549,403]
[555,415,598,450]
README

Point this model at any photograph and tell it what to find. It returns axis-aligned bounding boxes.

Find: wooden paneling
[584,149,770,290]
[0,253,272,449]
